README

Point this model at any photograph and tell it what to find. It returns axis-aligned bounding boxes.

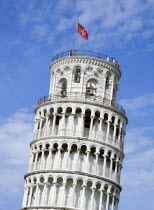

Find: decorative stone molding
[50,56,121,78]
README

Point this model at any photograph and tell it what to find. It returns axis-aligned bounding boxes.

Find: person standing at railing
[114,60,119,67]
[73,50,77,56]
[106,56,110,62]
[68,49,73,56]
[113,58,116,63]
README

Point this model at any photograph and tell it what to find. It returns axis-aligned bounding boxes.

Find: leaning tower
[21,50,127,210]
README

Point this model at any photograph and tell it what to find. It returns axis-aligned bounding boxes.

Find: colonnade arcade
[33,104,126,151]
[28,140,122,184]
[23,174,120,210]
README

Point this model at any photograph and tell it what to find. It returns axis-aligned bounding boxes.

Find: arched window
[59,78,67,97]
[74,68,81,83]
[86,78,98,97]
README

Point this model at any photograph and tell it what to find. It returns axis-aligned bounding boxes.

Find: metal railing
[52,50,120,67]
[37,93,126,115]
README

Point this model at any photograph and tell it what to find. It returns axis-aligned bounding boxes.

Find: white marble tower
[21,50,127,210]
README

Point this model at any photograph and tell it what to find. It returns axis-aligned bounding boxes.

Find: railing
[37,93,126,115]
[38,96,48,105]
[52,50,120,67]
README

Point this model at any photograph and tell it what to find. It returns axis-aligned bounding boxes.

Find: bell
[89,89,94,95]
[61,90,66,97]
[77,77,80,83]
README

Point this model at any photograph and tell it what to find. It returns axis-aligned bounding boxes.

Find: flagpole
[76,19,79,52]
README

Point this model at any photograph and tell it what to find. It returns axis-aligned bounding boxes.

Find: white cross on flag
[78,23,88,40]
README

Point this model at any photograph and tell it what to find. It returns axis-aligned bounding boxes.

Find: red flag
[78,23,88,40]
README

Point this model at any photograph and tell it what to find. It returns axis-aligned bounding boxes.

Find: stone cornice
[30,136,124,158]
[24,170,122,190]
[49,56,121,79]
[21,206,79,210]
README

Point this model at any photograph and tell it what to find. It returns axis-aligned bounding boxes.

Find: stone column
[118,126,122,144]
[38,119,42,137]
[99,118,103,139]
[80,114,85,137]
[57,147,61,169]
[99,189,104,210]
[118,163,122,183]
[34,184,39,205]
[121,130,125,150]
[33,119,37,139]
[22,185,28,207]
[42,183,48,205]
[41,118,45,137]
[76,148,80,170]
[47,148,52,170]
[103,153,107,177]
[71,114,75,135]
[122,130,125,143]
[89,116,94,138]
[71,183,76,207]
[115,197,119,210]
[60,113,65,135]
[48,116,52,136]
[81,185,86,209]
[44,150,48,170]
[106,121,111,143]
[44,116,49,136]
[115,159,118,182]
[111,195,115,210]
[106,191,110,210]
[86,150,90,173]
[50,182,56,205]
[109,155,114,179]
[61,181,66,206]
[90,187,96,210]
[30,152,35,171]
[36,119,40,139]
[95,152,99,175]
[113,123,117,144]
[51,114,56,135]
[27,186,33,206]
[40,150,45,170]
[34,152,38,171]
[67,149,71,170]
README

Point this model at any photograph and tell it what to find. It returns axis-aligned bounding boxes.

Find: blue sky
[0,0,154,209]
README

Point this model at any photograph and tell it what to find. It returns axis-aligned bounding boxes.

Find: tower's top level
[51,50,121,75]
[37,50,126,117]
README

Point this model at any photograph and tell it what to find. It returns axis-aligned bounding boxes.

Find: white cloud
[15,0,154,50]
[122,148,154,193]
[33,24,48,38]
[119,93,154,111]
[122,125,154,194]
[0,108,33,195]
[119,93,154,195]
[124,126,154,154]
